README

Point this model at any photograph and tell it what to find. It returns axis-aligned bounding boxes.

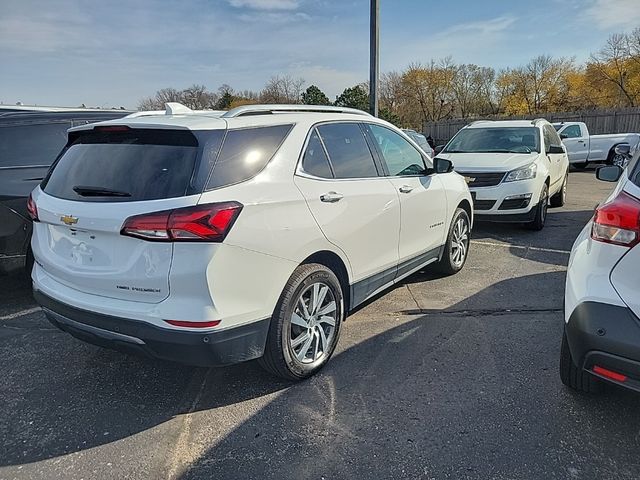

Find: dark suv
[0,110,130,273]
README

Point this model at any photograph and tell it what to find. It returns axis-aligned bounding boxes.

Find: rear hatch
[32,126,221,303]
[610,181,640,319]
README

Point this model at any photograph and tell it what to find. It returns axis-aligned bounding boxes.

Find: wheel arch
[301,250,351,312]
[457,199,473,226]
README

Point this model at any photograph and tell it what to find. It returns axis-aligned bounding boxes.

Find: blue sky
[1,0,639,109]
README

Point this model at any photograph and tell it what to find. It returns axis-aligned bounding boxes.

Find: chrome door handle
[399,185,413,193]
[320,191,343,203]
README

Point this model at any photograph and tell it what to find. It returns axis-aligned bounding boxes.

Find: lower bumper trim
[566,301,640,391]
[35,290,270,367]
[473,208,537,223]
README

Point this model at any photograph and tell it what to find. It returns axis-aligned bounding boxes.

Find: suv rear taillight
[27,193,39,221]
[592,191,640,247]
[121,202,243,242]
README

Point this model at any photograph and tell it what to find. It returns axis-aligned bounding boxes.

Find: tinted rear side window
[43,129,201,202]
[0,122,71,167]
[206,124,292,190]
[302,129,333,178]
[317,123,378,178]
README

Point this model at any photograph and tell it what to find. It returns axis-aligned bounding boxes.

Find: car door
[543,125,564,192]
[559,124,588,163]
[0,119,71,257]
[364,123,448,277]
[294,123,401,305]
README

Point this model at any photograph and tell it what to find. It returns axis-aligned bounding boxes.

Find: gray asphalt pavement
[2,169,639,480]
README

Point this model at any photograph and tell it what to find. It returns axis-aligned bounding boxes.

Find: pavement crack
[404,284,421,311]
[396,307,563,317]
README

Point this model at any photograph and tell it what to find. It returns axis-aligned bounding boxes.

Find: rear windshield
[0,122,71,168]
[444,127,540,154]
[42,128,202,202]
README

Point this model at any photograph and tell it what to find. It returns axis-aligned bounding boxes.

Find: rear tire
[259,263,343,381]
[525,183,548,231]
[435,208,470,275]
[560,330,602,393]
[550,172,568,208]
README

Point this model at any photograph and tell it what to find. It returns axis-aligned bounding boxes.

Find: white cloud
[583,0,640,29]
[238,11,310,23]
[444,15,517,36]
[227,0,299,10]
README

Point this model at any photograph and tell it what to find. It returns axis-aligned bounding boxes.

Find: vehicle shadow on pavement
[2,272,637,478]
[0,272,34,317]
[0,319,291,468]
[175,272,640,480]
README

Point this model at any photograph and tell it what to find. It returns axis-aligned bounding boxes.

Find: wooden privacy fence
[423,108,640,146]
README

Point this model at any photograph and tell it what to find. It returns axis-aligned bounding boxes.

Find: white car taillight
[121,202,243,242]
[591,191,640,247]
[27,193,39,222]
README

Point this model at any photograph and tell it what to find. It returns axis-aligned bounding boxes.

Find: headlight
[504,163,537,182]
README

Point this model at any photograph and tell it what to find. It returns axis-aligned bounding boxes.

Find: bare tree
[260,75,305,104]
[138,87,183,110]
[181,84,217,110]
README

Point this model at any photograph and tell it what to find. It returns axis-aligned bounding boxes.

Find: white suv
[436,119,570,230]
[562,147,640,393]
[29,104,473,380]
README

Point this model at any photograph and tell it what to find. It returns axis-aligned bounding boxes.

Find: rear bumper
[34,290,270,367]
[566,301,640,392]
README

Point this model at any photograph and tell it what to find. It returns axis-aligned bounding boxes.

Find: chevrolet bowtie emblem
[463,176,476,184]
[60,215,79,226]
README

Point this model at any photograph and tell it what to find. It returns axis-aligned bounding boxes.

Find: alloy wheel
[451,216,469,268]
[289,282,337,365]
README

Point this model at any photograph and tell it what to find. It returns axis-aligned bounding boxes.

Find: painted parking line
[471,240,571,255]
[0,306,42,321]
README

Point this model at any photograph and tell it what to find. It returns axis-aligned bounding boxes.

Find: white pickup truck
[553,121,640,168]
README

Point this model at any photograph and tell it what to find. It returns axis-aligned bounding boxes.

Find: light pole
[369,0,379,117]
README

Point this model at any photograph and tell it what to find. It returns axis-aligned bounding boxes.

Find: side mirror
[596,165,623,183]
[434,145,444,154]
[434,157,454,174]
[547,145,564,154]
[615,143,631,157]
[560,133,568,140]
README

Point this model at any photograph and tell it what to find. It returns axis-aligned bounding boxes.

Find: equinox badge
[60,215,79,226]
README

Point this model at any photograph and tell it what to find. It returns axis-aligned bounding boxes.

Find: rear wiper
[73,185,131,197]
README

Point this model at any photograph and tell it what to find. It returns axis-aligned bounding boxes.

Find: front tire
[525,183,548,231]
[259,263,343,380]
[608,149,627,168]
[550,172,568,208]
[560,330,602,393]
[435,208,470,275]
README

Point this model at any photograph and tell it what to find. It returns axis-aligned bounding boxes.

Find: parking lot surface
[1,169,639,480]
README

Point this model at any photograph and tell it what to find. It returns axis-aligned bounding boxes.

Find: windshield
[553,124,563,131]
[443,127,540,154]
